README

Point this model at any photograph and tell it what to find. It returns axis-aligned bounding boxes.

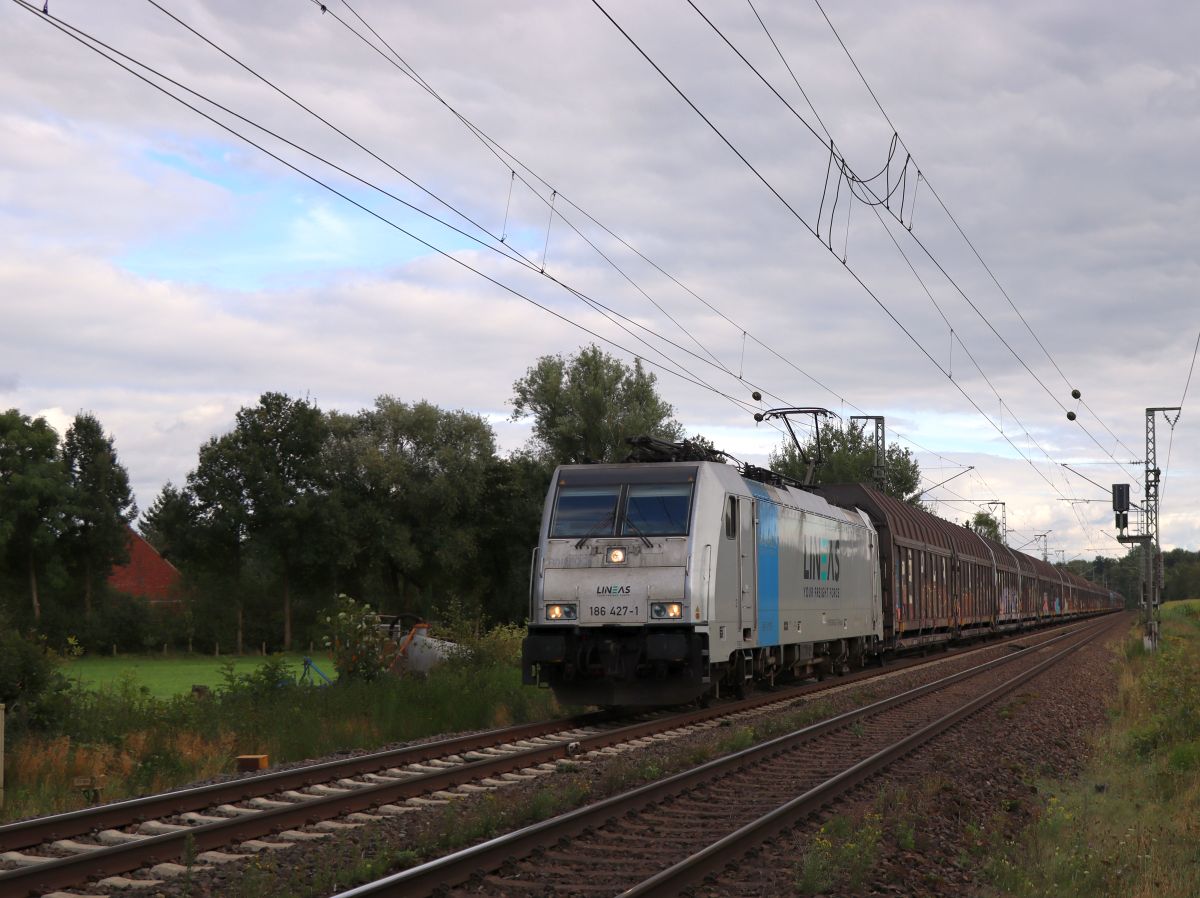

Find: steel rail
[0,613,1110,897]
[327,614,1116,897]
[621,612,1126,897]
[0,711,612,853]
[0,611,1101,857]
[0,647,991,898]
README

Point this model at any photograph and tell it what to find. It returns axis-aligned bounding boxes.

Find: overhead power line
[590,1,1106,536]
[11,0,792,437]
[1160,327,1198,515]
[690,0,1143,497]
[807,0,1144,468]
[308,0,992,479]
[677,0,1121,547]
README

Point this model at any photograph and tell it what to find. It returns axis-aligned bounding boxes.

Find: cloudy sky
[2,0,1197,558]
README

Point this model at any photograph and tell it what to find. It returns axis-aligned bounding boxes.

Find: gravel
[104,619,1125,897]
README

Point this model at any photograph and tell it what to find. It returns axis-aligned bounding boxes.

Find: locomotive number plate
[585,603,644,622]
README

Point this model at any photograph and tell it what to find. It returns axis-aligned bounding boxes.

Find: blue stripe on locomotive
[746,481,780,646]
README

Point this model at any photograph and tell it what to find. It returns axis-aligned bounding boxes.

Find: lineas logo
[596,585,632,595]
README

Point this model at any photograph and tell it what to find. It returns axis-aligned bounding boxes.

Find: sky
[2,0,1197,560]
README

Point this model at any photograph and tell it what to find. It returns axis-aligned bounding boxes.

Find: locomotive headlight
[650,602,683,619]
[546,603,577,621]
[607,546,627,564]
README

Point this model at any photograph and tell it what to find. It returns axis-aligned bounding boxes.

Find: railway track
[329,613,1124,898]
[0,615,1110,898]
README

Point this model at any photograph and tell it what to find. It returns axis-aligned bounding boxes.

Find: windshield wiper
[622,516,654,548]
[574,511,616,549]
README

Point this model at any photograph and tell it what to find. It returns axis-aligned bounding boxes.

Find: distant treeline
[0,346,686,653]
[3,345,1167,654]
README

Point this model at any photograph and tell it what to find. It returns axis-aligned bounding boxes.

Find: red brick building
[107,526,182,605]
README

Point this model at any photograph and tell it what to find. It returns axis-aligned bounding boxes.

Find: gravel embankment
[699,616,1127,897]
[138,621,1121,897]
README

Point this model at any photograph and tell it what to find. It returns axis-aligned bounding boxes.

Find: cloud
[0,0,1197,556]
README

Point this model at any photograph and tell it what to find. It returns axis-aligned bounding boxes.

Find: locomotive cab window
[623,484,693,537]
[550,486,620,538]
[724,495,737,539]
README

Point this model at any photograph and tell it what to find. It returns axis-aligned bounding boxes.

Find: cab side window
[724,495,737,539]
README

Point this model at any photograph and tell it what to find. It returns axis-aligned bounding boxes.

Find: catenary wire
[1159,327,1199,517]
[10,0,787,437]
[808,0,1143,467]
[592,2,1093,513]
[681,0,1119,545]
[689,0,1145,493]
[309,0,985,478]
[124,1,809,431]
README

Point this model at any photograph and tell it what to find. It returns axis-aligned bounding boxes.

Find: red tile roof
[107,526,182,603]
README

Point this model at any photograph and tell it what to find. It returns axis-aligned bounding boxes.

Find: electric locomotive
[521,436,1122,708]
[521,439,882,706]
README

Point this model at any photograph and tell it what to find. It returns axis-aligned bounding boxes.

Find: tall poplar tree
[0,410,68,621]
[62,413,137,616]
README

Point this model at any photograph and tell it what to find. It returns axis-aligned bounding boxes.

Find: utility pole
[850,415,886,491]
[1116,405,1181,650]
[1033,531,1051,563]
[985,501,1007,545]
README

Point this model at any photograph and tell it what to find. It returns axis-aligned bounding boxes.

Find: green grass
[3,626,561,823]
[62,653,335,699]
[981,599,1200,898]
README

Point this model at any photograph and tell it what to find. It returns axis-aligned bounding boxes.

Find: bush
[321,595,398,682]
[0,625,70,733]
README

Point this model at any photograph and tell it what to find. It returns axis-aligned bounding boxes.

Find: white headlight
[650,602,683,619]
[607,546,627,564]
[546,603,577,621]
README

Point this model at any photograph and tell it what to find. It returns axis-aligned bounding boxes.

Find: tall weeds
[1,627,560,822]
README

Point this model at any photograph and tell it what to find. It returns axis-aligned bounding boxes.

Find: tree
[61,413,137,616]
[0,410,68,621]
[970,511,1003,542]
[229,392,329,650]
[768,421,921,501]
[511,344,683,464]
[187,432,252,652]
[323,397,498,616]
[140,481,195,563]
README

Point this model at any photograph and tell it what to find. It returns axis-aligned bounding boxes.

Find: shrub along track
[327,613,1124,898]
[0,616,1109,898]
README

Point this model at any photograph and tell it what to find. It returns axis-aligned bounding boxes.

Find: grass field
[62,653,337,699]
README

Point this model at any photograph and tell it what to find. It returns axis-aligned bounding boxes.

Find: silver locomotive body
[521,460,882,706]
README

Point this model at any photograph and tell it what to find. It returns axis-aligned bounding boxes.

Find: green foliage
[3,643,560,822]
[321,595,397,682]
[768,421,921,501]
[0,408,69,620]
[0,623,70,732]
[971,511,1003,542]
[61,413,137,614]
[511,343,683,464]
[982,603,1200,898]
[795,813,884,893]
[323,397,501,619]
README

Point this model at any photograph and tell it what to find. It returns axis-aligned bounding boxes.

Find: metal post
[850,415,886,491]
[985,501,1007,545]
[1144,406,1181,644]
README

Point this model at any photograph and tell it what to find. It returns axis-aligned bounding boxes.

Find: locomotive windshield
[550,481,693,538]
[550,486,621,537]
[623,484,691,536]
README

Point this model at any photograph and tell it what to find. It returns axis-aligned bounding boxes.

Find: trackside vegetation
[982,600,1200,897]
[0,623,559,823]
